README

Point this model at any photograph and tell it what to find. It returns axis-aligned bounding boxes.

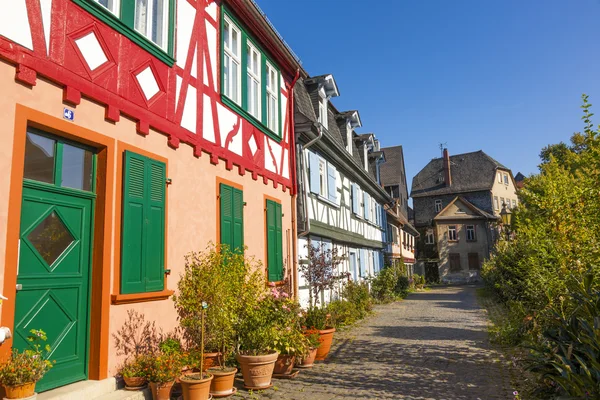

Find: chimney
[443,148,452,187]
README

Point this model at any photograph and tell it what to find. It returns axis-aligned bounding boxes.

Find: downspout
[288,69,300,299]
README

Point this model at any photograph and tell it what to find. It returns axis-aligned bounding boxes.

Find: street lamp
[499,203,512,240]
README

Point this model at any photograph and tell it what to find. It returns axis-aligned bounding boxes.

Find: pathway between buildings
[234,285,512,400]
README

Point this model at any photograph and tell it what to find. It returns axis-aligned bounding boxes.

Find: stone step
[97,387,152,400]
[37,378,118,400]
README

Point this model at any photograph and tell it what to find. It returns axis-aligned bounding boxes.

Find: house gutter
[288,69,300,299]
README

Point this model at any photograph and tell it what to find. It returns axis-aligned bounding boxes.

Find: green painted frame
[220,7,283,143]
[72,0,176,66]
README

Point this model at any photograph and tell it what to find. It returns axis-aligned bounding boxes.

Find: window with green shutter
[121,151,166,294]
[266,199,283,282]
[220,184,244,251]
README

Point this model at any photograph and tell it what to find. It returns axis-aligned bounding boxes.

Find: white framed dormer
[318,87,328,130]
[344,111,362,154]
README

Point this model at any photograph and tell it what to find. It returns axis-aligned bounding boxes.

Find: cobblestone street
[233,285,512,400]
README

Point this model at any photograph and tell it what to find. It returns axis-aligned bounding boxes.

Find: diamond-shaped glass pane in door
[28,211,75,266]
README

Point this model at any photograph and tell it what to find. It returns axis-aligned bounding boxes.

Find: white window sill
[315,194,340,209]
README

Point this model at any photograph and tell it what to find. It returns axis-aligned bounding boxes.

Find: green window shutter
[121,151,165,294]
[266,200,283,282]
[220,184,233,250]
[232,187,244,251]
[145,159,166,291]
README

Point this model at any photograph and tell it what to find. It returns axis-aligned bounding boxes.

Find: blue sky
[257,0,600,190]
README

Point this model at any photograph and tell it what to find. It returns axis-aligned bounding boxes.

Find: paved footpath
[233,285,512,400]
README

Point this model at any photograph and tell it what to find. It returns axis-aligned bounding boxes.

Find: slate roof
[294,77,382,191]
[380,145,406,187]
[411,150,510,198]
[433,196,498,221]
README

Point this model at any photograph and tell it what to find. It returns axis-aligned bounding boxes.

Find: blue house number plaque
[63,108,74,121]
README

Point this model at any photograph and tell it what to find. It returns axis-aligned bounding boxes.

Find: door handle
[16,284,22,292]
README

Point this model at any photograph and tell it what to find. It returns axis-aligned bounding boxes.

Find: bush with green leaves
[326,299,360,328]
[173,244,259,366]
[527,273,600,398]
[342,280,372,319]
[0,329,53,386]
[395,276,410,297]
[371,263,406,303]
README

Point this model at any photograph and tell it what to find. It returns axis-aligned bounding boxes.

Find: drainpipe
[288,69,300,299]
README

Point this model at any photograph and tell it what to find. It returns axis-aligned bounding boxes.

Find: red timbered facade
[0,0,301,392]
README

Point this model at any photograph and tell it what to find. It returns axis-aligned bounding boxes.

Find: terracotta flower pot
[180,373,213,400]
[273,355,295,375]
[123,376,147,389]
[295,348,317,368]
[315,327,336,361]
[202,352,222,371]
[3,382,35,399]
[149,381,174,400]
[235,352,278,389]
[207,367,237,397]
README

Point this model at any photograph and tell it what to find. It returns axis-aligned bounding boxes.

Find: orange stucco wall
[0,59,294,375]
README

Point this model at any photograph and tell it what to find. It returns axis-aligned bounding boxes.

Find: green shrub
[395,276,410,298]
[528,273,600,398]
[327,299,360,328]
[342,280,372,319]
[371,264,402,303]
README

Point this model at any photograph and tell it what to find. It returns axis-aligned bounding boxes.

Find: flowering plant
[0,329,54,386]
[303,329,321,349]
[119,355,149,379]
[144,353,181,384]
[302,306,332,330]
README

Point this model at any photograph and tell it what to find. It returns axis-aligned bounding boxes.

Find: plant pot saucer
[3,395,37,400]
[124,384,147,391]
[272,370,299,379]
[242,382,273,390]
[176,396,212,400]
[211,386,237,398]
[295,363,314,369]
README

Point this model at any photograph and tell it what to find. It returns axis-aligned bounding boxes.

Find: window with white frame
[425,230,435,244]
[512,199,517,208]
[95,0,119,14]
[494,196,499,210]
[346,122,352,153]
[500,197,505,208]
[318,98,328,130]
[448,225,458,241]
[466,225,476,241]
[497,172,502,183]
[133,0,170,50]
[318,158,327,198]
[435,199,442,212]
[221,10,281,137]
[246,42,261,119]
[503,174,509,185]
[223,17,241,105]
[266,63,278,132]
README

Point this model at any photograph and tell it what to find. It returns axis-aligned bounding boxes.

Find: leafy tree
[299,241,348,307]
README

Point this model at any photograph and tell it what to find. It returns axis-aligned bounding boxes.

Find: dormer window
[318,95,328,130]
[346,122,352,153]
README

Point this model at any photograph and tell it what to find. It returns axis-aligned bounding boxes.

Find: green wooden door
[15,184,93,392]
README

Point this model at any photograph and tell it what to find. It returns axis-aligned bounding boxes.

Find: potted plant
[295,329,321,369]
[303,306,336,361]
[179,302,213,400]
[174,245,246,397]
[269,287,309,376]
[119,355,148,389]
[146,353,181,400]
[0,329,53,399]
[235,273,280,389]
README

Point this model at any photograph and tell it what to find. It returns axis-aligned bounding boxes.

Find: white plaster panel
[75,32,108,71]
[216,102,239,147]
[281,149,289,179]
[190,48,198,79]
[176,0,195,68]
[202,94,215,143]
[176,75,182,106]
[0,1,32,50]
[40,0,52,54]
[180,85,197,133]
[280,94,288,138]
[205,1,217,20]
[205,23,217,88]
[264,138,281,173]
[136,66,160,100]
[248,135,258,156]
